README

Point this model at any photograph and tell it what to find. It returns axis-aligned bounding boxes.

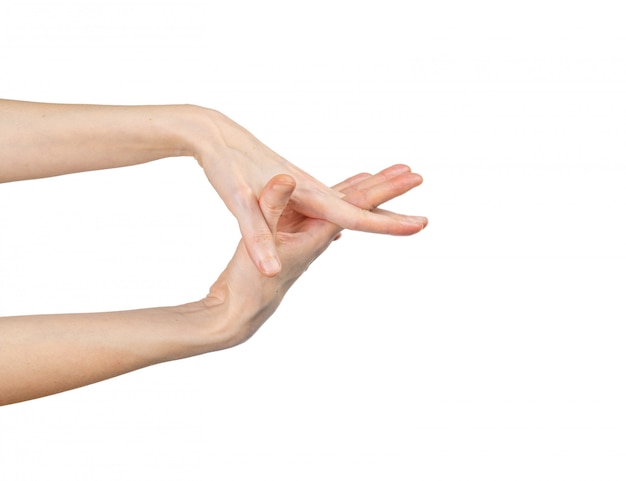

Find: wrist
[180,279,287,354]
[170,299,240,355]
[170,104,226,162]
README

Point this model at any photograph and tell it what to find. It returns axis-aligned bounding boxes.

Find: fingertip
[269,174,296,193]
[378,164,411,177]
[409,215,428,226]
[240,221,281,276]
[392,163,412,173]
[247,234,281,276]
[400,216,428,235]
[410,172,424,185]
[405,215,428,228]
[259,256,282,277]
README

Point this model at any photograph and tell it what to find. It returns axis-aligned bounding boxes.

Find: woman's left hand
[200,164,427,347]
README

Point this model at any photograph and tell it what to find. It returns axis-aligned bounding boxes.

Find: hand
[0,100,424,278]
[189,108,427,277]
[201,164,427,347]
[0,163,425,405]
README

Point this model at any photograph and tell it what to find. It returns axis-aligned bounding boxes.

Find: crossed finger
[333,164,427,233]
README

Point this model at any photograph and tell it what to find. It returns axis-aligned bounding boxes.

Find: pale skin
[0,99,426,275]
[0,100,427,405]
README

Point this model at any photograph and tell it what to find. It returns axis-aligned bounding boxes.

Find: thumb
[259,174,296,234]
[239,175,295,277]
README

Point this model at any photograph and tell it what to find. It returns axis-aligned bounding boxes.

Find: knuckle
[260,197,286,216]
[230,184,257,212]
[251,231,274,245]
[351,190,374,211]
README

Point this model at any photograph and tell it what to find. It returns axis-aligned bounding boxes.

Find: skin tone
[0,100,428,405]
[0,166,425,405]
[0,99,426,276]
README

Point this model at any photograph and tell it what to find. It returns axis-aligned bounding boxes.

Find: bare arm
[0,304,224,406]
[0,166,426,406]
[0,99,426,276]
[0,99,194,182]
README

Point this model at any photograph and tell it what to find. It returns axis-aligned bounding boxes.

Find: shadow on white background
[1,1,625,479]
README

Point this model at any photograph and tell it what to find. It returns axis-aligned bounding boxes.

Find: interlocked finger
[334,164,414,196]
[258,174,297,235]
[343,171,423,211]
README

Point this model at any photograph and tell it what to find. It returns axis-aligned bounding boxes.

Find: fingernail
[272,177,295,194]
[260,257,281,276]
[272,182,293,193]
[407,216,428,225]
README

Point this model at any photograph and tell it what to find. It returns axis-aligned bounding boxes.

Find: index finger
[327,174,427,235]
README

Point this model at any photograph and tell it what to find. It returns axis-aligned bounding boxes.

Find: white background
[1,1,625,479]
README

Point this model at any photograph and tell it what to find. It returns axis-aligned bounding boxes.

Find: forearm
[0,301,234,405]
[0,100,208,182]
